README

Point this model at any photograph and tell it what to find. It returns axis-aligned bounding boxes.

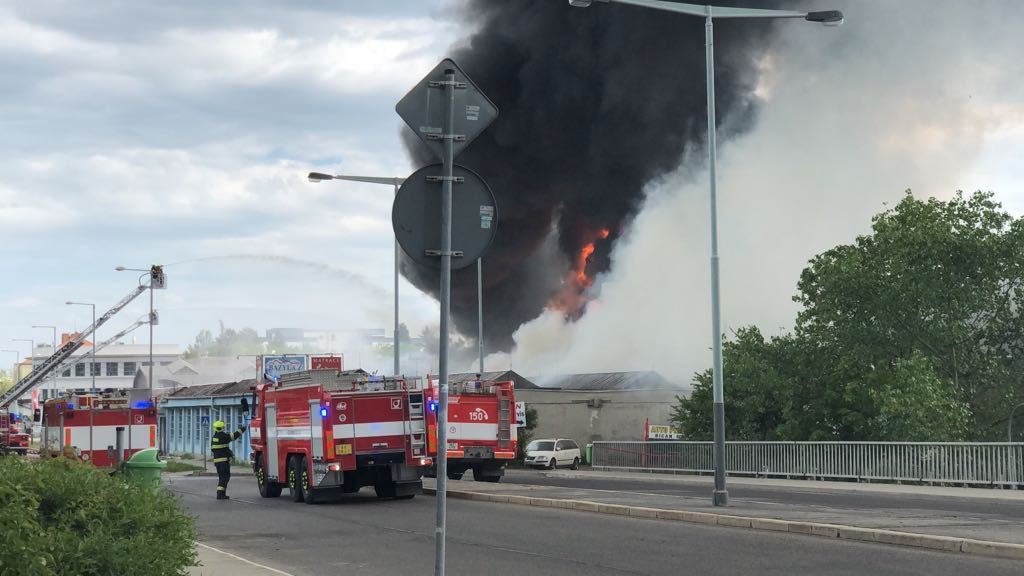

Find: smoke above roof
[401,0,782,351]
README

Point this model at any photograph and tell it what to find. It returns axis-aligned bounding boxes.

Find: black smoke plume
[402,0,782,351]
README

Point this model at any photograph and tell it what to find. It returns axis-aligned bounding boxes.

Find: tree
[398,323,411,343]
[794,191,1022,439]
[671,327,790,441]
[671,191,1021,441]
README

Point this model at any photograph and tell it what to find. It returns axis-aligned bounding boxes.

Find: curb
[422,487,1024,561]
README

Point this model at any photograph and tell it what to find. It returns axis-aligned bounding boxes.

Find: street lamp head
[115,266,126,271]
[65,301,73,306]
[805,10,844,25]
[568,0,608,6]
[308,172,334,183]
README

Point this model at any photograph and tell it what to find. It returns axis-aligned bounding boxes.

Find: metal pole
[395,181,401,377]
[91,304,96,394]
[706,9,728,507]
[50,328,56,399]
[115,426,125,470]
[477,259,484,374]
[149,277,154,398]
[434,66,456,576]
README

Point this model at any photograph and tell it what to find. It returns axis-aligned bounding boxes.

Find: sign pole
[434,66,458,576]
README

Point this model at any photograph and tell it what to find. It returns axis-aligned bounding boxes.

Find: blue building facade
[158,380,256,462]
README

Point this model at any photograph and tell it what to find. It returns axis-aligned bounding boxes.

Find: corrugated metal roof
[530,371,680,391]
[164,379,257,399]
[433,370,540,390]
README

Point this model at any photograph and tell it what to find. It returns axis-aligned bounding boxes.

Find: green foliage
[673,191,1022,441]
[0,457,197,576]
[184,326,304,358]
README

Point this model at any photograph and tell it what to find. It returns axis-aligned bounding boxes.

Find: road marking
[197,542,296,576]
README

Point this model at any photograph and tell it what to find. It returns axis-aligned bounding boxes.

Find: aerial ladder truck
[0,266,165,466]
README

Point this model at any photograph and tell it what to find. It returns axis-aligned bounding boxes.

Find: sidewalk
[190,542,296,576]
[422,471,1024,559]
[556,468,1024,500]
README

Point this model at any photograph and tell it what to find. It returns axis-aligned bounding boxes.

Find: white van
[525,438,581,470]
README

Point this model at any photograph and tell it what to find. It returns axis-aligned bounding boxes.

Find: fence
[592,441,1024,486]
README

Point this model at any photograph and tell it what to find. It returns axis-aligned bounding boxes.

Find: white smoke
[486,0,1024,385]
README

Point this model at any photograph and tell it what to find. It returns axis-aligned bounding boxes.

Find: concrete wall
[516,389,682,446]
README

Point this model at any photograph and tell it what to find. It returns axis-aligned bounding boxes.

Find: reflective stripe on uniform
[217,486,225,491]
[211,443,227,449]
[213,457,229,463]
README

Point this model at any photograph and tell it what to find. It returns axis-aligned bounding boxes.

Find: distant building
[158,380,255,461]
[265,327,385,351]
[515,371,686,446]
[144,356,257,393]
[29,335,179,401]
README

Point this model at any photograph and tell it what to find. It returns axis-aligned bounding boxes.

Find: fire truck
[37,390,158,467]
[0,412,30,455]
[248,369,431,504]
[424,377,516,482]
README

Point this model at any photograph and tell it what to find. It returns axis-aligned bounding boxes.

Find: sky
[1,1,1022,382]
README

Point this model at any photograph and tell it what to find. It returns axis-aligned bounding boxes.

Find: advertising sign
[515,401,527,426]
[647,424,684,440]
[311,355,343,371]
[261,355,307,382]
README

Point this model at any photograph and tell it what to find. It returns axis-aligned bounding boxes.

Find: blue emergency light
[132,401,153,409]
[320,407,328,418]
[428,400,438,412]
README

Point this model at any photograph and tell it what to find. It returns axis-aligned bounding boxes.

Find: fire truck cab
[249,369,431,504]
[425,378,517,482]
[38,390,158,467]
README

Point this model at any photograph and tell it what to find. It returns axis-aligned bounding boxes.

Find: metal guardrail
[592,441,1024,486]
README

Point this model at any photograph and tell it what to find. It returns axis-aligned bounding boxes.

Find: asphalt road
[501,469,1024,520]
[166,475,1023,576]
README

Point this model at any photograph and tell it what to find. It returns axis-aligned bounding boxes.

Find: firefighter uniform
[211,420,245,500]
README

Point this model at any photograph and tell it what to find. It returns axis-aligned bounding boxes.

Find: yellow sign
[647,424,683,439]
[336,443,353,456]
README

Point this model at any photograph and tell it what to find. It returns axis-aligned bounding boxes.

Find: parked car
[525,438,581,470]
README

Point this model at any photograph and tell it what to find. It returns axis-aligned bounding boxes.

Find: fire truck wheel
[570,457,580,470]
[255,454,281,498]
[288,456,305,503]
[374,479,397,499]
[300,457,317,505]
[446,470,464,481]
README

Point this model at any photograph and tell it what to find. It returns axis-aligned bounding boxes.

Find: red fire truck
[248,369,431,504]
[424,377,516,482]
[0,412,30,455]
[38,391,158,467]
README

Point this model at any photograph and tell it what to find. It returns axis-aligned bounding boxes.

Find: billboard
[261,355,307,382]
[647,424,684,440]
[311,356,343,370]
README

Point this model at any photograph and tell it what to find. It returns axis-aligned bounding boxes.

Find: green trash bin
[123,448,166,490]
[585,443,593,465]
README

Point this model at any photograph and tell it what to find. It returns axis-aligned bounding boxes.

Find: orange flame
[548,228,611,318]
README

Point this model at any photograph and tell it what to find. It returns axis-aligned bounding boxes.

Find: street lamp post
[309,173,403,376]
[66,302,96,393]
[310,171,490,378]
[32,326,57,400]
[569,0,843,507]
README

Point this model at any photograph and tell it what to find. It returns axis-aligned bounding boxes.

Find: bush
[0,457,197,576]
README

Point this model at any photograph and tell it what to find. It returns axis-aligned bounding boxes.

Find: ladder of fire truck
[497,387,512,449]
[56,316,150,374]
[0,284,149,409]
[406,391,427,458]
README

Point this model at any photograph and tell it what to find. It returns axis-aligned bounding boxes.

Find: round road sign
[392,163,497,270]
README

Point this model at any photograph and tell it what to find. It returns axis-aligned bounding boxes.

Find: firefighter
[211,420,245,500]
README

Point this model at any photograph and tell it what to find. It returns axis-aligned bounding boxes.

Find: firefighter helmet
[213,420,225,430]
